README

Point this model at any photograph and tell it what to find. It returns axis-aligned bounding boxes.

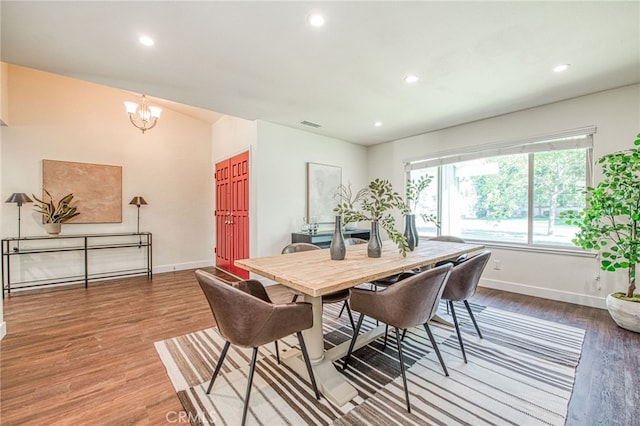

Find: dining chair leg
[383,324,389,350]
[343,313,365,371]
[344,302,356,331]
[296,331,320,400]
[449,301,467,363]
[291,294,299,303]
[241,348,259,426]
[394,327,411,413]
[401,328,407,341]
[275,340,280,364]
[207,341,231,393]
[423,323,449,376]
[464,300,483,338]
[338,301,346,318]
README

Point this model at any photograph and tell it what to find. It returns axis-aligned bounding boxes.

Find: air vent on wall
[300,120,321,128]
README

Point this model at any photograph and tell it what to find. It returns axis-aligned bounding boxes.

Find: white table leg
[281,294,358,406]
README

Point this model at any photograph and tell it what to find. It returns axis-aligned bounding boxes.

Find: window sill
[421,237,597,258]
[473,240,597,257]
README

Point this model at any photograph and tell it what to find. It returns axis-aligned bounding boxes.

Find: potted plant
[334,179,409,257]
[32,189,80,235]
[405,174,439,249]
[561,133,640,332]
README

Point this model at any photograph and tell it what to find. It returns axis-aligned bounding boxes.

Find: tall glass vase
[403,214,417,251]
[367,220,383,258]
[330,215,346,260]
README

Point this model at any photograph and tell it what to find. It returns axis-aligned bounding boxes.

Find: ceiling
[1,1,639,146]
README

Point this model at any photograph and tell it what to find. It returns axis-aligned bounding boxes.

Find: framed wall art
[306,162,341,224]
[42,159,122,223]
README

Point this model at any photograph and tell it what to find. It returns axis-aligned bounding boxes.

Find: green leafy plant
[406,174,439,228]
[32,189,80,224]
[561,133,640,300]
[334,179,409,255]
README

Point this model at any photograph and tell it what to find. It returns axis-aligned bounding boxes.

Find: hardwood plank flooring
[1,269,638,425]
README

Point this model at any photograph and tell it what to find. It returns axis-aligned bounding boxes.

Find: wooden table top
[235,240,484,297]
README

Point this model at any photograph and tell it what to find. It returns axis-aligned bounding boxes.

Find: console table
[2,232,152,297]
[291,229,370,248]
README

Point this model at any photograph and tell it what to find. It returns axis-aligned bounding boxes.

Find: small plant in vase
[334,179,409,257]
[32,189,80,235]
[405,175,439,249]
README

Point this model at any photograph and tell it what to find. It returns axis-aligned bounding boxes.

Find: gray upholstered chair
[431,235,466,243]
[342,263,453,413]
[195,270,319,426]
[431,235,469,267]
[282,242,355,330]
[441,250,491,363]
[344,237,368,246]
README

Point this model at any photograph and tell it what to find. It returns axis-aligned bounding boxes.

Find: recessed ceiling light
[374,121,383,127]
[139,35,155,47]
[553,64,570,73]
[404,74,419,84]
[307,13,325,27]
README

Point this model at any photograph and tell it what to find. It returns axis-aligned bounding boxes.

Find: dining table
[235,238,484,407]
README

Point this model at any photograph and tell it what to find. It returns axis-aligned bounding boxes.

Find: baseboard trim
[479,278,607,309]
[0,321,6,340]
[154,260,215,274]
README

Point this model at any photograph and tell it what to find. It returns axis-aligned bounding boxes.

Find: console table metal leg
[84,237,89,288]
[148,234,153,279]
[2,241,6,298]
[5,240,11,297]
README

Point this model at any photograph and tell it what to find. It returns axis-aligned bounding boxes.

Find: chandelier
[124,95,162,133]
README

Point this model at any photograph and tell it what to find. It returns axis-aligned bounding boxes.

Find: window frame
[405,126,596,252]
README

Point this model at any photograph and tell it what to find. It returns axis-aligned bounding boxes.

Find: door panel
[215,151,249,279]
[229,151,249,278]
[215,161,231,272]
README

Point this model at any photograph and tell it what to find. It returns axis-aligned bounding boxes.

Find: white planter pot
[606,293,640,333]
[44,223,62,235]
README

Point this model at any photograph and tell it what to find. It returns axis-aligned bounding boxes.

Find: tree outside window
[409,147,589,246]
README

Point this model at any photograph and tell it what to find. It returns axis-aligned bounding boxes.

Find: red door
[215,160,231,273]
[215,151,249,279]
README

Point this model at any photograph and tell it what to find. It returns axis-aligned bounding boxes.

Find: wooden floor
[1,269,638,425]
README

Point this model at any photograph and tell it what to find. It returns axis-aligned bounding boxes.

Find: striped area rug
[155,303,584,425]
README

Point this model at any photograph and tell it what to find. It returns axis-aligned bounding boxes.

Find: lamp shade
[129,196,147,206]
[5,193,33,206]
[124,101,139,114]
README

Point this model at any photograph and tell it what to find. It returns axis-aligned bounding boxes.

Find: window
[406,127,594,247]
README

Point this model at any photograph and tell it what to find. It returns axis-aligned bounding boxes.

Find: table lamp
[129,196,147,233]
[5,192,33,251]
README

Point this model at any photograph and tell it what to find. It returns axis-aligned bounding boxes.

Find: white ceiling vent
[300,120,321,128]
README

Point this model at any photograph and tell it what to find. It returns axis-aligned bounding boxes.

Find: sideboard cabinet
[291,229,370,248]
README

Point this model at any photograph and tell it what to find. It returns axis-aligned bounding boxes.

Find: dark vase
[367,220,383,258]
[411,214,419,247]
[330,216,346,260]
[404,214,417,251]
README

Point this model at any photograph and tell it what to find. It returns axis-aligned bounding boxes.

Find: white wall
[211,115,257,161]
[1,64,215,285]
[254,121,368,257]
[369,84,640,308]
[0,62,4,339]
[0,62,8,126]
